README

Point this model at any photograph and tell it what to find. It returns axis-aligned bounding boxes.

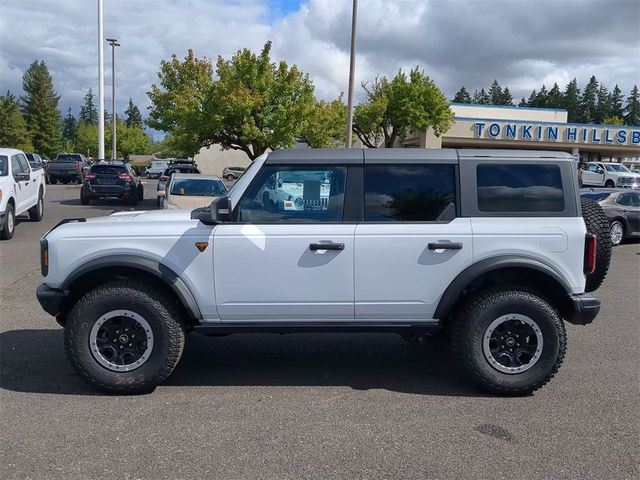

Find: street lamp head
[106,38,120,46]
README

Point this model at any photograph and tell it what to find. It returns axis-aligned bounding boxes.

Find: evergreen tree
[579,75,599,123]
[477,88,490,104]
[563,78,581,122]
[61,107,77,145]
[547,83,563,108]
[124,98,143,127]
[452,86,472,103]
[0,91,33,151]
[610,85,624,119]
[595,84,611,124]
[500,87,513,106]
[518,97,527,107]
[488,80,503,105]
[79,88,99,125]
[623,85,640,126]
[536,85,549,107]
[526,89,538,107]
[20,60,62,158]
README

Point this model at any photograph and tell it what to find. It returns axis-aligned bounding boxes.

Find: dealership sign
[473,122,640,145]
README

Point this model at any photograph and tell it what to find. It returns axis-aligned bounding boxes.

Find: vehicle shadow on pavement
[0,329,484,397]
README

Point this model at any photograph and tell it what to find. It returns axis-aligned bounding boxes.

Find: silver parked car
[222,165,246,181]
[581,188,640,245]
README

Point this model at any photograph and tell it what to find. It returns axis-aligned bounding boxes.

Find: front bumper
[566,294,601,325]
[36,283,65,317]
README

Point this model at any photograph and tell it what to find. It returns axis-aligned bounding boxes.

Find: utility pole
[97,0,105,159]
[345,0,358,148]
[106,38,120,159]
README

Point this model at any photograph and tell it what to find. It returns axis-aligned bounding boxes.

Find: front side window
[364,165,456,222]
[171,178,227,196]
[477,164,564,212]
[237,166,346,223]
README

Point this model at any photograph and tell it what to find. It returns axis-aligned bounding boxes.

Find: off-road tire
[451,287,566,396]
[0,203,15,240]
[65,280,186,394]
[581,198,612,292]
[28,189,45,221]
[80,187,90,205]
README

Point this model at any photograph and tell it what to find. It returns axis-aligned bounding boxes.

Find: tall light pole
[106,38,120,160]
[345,0,358,148]
[97,0,105,159]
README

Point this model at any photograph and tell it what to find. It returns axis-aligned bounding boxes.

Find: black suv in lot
[80,161,144,205]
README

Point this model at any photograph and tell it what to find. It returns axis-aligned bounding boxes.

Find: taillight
[119,173,133,182]
[75,162,81,172]
[584,233,597,275]
[84,173,96,179]
[159,176,168,183]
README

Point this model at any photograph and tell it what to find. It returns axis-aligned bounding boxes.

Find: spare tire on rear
[581,198,612,292]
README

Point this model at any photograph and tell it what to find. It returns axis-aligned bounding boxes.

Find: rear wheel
[610,220,624,246]
[49,175,57,184]
[65,280,186,394]
[581,198,612,292]
[80,187,91,205]
[28,189,44,221]
[226,174,234,181]
[451,287,565,396]
[0,203,15,240]
[138,185,144,201]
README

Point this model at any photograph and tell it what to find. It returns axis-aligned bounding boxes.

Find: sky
[1,0,639,122]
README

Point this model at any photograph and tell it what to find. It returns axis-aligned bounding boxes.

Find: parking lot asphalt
[1,183,639,480]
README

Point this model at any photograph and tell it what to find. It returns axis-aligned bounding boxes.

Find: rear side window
[364,165,456,222]
[477,164,564,212]
[91,165,126,175]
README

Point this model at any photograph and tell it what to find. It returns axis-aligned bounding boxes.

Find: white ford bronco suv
[36,149,611,395]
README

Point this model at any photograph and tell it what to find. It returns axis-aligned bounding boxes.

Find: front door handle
[310,242,344,251]
[428,242,463,250]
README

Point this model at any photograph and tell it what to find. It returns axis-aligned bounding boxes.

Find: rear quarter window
[477,164,564,212]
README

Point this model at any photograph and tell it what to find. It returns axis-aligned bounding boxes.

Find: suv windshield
[0,156,7,176]
[55,154,83,162]
[170,178,227,196]
[604,164,629,172]
[91,164,127,175]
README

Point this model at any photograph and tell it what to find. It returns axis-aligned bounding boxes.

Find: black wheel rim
[89,310,154,372]
[482,314,543,374]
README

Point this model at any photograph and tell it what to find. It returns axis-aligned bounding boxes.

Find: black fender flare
[61,254,202,320]
[434,256,573,320]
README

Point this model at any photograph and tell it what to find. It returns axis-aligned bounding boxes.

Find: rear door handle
[310,242,344,251]
[428,242,463,250]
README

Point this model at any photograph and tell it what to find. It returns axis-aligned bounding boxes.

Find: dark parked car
[581,188,640,246]
[47,153,88,184]
[81,161,144,206]
[157,163,201,206]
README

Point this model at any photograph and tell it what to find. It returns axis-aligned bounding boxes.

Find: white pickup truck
[0,148,46,240]
[582,162,640,189]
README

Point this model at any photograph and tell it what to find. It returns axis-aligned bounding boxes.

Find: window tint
[477,164,564,212]
[171,178,227,196]
[17,154,30,173]
[91,164,126,175]
[615,193,639,207]
[238,166,346,223]
[0,155,7,176]
[364,165,456,222]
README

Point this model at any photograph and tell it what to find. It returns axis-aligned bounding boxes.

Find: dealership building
[403,104,640,164]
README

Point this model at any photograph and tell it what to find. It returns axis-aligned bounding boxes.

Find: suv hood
[86,209,194,223]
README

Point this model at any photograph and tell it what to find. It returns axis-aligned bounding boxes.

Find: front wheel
[604,180,615,188]
[0,203,15,240]
[65,280,185,394]
[610,220,624,246]
[451,287,566,396]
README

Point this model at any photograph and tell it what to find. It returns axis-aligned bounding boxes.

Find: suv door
[11,154,32,214]
[583,163,604,186]
[354,163,472,319]
[213,165,355,321]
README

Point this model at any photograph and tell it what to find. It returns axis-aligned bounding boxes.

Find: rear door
[10,154,32,214]
[214,164,355,321]
[354,155,473,320]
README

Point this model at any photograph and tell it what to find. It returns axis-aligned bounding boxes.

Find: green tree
[105,120,152,159]
[609,85,624,119]
[75,121,99,158]
[79,88,99,125]
[579,75,599,123]
[20,60,62,157]
[535,85,549,107]
[149,42,320,159]
[518,97,527,107]
[623,85,640,126]
[452,86,472,103]
[124,98,143,128]
[526,89,538,107]
[302,96,346,148]
[563,78,581,122]
[546,83,563,108]
[353,68,453,148]
[595,84,610,123]
[473,88,490,104]
[61,107,77,150]
[488,80,503,105]
[602,116,624,126]
[0,91,33,151]
[500,87,513,106]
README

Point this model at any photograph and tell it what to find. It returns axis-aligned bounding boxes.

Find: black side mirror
[14,173,30,182]
[198,196,231,225]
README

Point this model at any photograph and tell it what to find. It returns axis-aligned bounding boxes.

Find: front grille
[618,177,633,185]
